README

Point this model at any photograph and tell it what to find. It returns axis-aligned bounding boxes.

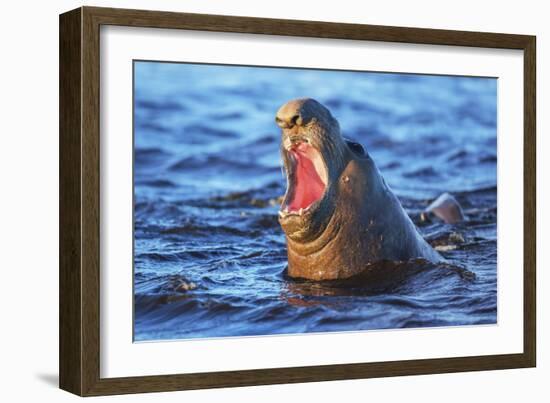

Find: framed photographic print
[59,6,536,396]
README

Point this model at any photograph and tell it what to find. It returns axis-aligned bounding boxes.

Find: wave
[168,154,274,173]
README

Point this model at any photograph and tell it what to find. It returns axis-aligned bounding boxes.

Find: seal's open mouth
[280,141,328,217]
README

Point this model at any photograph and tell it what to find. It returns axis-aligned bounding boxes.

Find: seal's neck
[283,157,388,280]
[285,209,342,258]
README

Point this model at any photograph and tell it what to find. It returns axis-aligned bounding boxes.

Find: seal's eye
[345,139,366,156]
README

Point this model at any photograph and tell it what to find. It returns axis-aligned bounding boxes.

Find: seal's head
[276,98,351,242]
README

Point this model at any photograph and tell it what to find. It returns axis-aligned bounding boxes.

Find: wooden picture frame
[59,6,536,396]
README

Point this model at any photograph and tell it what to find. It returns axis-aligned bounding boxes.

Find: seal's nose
[275,110,302,129]
[275,99,311,129]
[275,112,301,129]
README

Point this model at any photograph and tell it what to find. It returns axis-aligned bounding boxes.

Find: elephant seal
[276,98,442,281]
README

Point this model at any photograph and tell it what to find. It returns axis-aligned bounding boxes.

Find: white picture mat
[100,25,524,378]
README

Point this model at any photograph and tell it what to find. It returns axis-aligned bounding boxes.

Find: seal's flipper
[423,193,464,224]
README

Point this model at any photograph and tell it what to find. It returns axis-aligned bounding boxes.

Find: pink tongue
[288,147,325,211]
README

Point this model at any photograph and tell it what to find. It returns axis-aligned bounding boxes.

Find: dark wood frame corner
[59,6,536,397]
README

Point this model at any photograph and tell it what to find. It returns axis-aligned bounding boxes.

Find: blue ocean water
[133,61,497,341]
